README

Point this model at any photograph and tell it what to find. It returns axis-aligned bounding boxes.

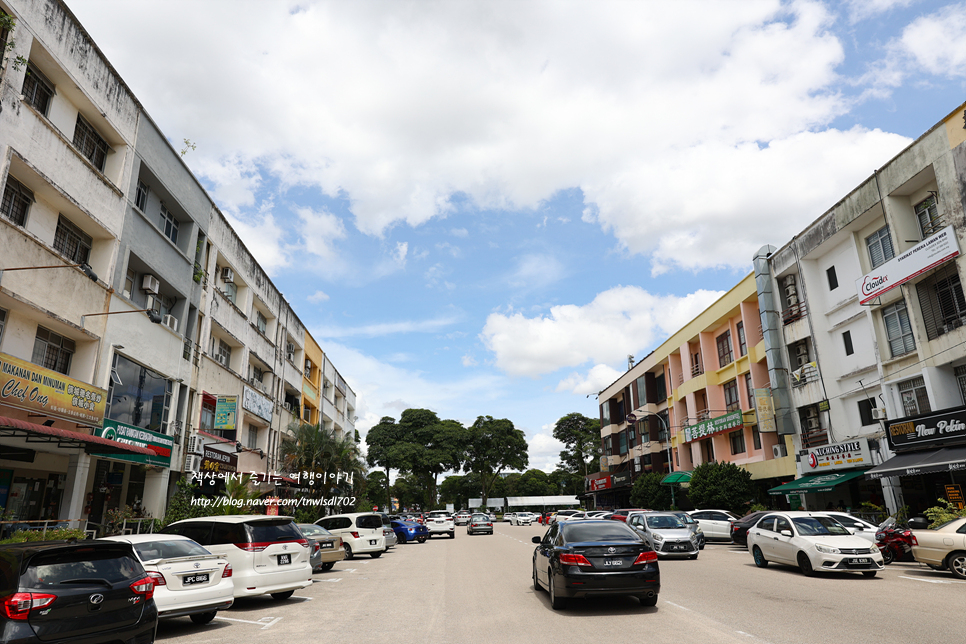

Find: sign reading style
[0,351,107,426]
[804,438,872,472]
[214,395,237,431]
[683,409,744,443]
[92,419,174,467]
[856,225,960,305]
[887,404,966,451]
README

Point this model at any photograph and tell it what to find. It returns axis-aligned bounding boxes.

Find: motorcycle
[875,517,915,565]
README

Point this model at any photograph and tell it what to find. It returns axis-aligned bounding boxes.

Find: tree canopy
[553,412,601,477]
[464,415,529,506]
[629,471,674,510]
[686,461,755,514]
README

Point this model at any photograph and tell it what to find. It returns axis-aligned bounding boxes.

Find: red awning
[0,416,156,456]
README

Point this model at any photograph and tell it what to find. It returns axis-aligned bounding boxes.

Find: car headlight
[815,544,840,554]
[652,533,664,541]
[695,526,704,534]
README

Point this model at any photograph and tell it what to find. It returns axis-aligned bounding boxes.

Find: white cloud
[896,4,966,77]
[451,228,469,238]
[556,364,624,395]
[481,286,725,377]
[527,427,566,472]
[316,314,461,339]
[436,241,461,258]
[393,241,409,265]
[308,290,330,303]
[844,0,915,24]
[461,354,478,367]
[508,254,566,290]
[222,207,291,274]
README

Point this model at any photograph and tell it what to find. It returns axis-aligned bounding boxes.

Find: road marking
[259,617,282,630]
[317,578,342,582]
[215,615,283,630]
[898,575,966,584]
[664,600,691,611]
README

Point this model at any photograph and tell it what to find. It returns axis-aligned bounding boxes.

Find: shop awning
[661,472,692,485]
[767,470,867,495]
[865,446,966,480]
[0,416,156,456]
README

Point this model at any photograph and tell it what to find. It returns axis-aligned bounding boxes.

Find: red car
[610,509,649,522]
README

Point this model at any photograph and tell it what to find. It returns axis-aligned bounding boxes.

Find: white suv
[316,513,387,559]
[425,511,456,538]
[161,515,313,600]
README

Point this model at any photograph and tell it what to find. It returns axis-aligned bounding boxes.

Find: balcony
[790,363,818,388]
[691,363,704,378]
[801,425,829,448]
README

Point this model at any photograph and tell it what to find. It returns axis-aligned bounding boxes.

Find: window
[303,406,312,422]
[883,300,915,357]
[250,364,264,383]
[827,266,838,290]
[31,326,74,375]
[752,425,761,450]
[22,63,54,115]
[745,373,754,407]
[148,292,174,318]
[600,400,610,427]
[723,379,740,412]
[222,281,237,305]
[957,365,966,406]
[716,330,734,367]
[123,268,136,298]
[898,377,930,417]
[135,179,148,211]
[0,308,6,346]
[1,175,33,226]
[730,430,746,455]
[702,438,715,463]
[618,432,627,455]
[866,226,895,268]
[247,425,258,450]
[158,203,179,244]
[73,114,109,172]
[843,330,854,356]
[737,322,747,356]
[255,310,267,334]
[604,436,612,457]
[916,195,943,238]
[213,339,232,368]
[53,215,92,264]
[916,267,966,340]
[200,399,215,430]
[655,373,667,401]
[858,399,877,426]
[106,354,172,433]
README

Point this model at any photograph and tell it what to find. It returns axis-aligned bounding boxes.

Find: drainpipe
[753,245,796,437]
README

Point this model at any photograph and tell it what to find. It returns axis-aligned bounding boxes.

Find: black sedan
[531,520,660,610]
[730,511,771,547]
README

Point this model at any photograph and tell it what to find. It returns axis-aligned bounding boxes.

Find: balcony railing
[782,301,807,325]
[921,212,948,238]
[691,363,704,377]
[801,424,829,448]
[790,363,818,388]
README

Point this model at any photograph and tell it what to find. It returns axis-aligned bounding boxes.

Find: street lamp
[0,262,98,285]
[81,308,163,329]
[627,410,676,504]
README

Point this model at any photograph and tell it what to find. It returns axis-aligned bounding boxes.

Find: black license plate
[370,539,378,545]
[851,558,871,564]
[319,542,334,549]
[182,573,209,585]
[278,554,291,565]
[673,545,687,551]
[603,559,623,566]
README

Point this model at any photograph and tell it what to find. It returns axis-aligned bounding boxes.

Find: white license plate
[182,573,209,585]
[603,559,623,566]
[278,554,291,565]
[320,542,334,549]
[370,539,378,545]
[851,558,871,564]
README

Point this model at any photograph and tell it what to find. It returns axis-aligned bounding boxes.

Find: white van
[315,513,387,559]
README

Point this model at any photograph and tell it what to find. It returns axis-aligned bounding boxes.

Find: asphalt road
[157,522,964,644]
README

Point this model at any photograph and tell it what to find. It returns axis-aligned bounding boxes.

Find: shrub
[923,499,966,528]
[0,527,88,544]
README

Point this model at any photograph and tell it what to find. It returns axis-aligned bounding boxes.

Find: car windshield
[248,519,303,542]
[563,522,639,543]
[24,548,143,588]
[299,524,332,536]
[791,516,851,536]
[646,515,686,530]
[472,514,489,521]
[133,539,209,561]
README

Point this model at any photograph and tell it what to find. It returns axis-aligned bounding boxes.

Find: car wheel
[320,561,335,572]
[862,571,877,578]
[271,590,295,600]
[882,548,894,565]
[752,545,768,568]
[947,551,966,580]
[533,563,543,592]
[344,543,353,560]
[548,571,567,610]
[190,611,217,625]
[417,537,426,543]
[689,554,698,560]
[797,552,814,577]
[639,593,658,607]
[370,552,382,559]
[450,532,456,539]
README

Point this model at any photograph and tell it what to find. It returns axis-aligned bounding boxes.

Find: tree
[686,462,755,515]
[548,469,582,496]
[281,423,366,509]
[553,412,601,477]
[630,472,673,510]
[464,416,528,507]
[517,469,552,496]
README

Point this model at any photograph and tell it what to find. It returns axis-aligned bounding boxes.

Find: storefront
[865,405,966,515]
[768,438,878,512]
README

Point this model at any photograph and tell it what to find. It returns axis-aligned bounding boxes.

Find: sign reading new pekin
[887,405,966,451]
[92,420,173,467]
[683,409,744,443]
[0,351,107,426]
[856,225,960,305]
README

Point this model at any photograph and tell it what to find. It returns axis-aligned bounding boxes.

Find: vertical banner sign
[945,484,965,509]
[754,388,777,433]
[214,395,237,431]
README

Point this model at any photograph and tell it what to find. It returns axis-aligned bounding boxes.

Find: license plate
[320,542,334,549]
[182,573,209,585]
[673,545,687,551]
[370,539,378,545]
[603,559,623,566]
[851,558,871,564]
[278,554,291,565]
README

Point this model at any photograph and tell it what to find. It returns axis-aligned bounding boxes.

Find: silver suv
[425,511,456,538]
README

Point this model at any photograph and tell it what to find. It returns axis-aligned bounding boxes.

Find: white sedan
[510,512,535,525]
[747,511,884,577]
[101,533,234,624]
[821,512,878,544]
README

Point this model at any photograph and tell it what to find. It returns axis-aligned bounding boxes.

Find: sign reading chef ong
[0,351,107,426]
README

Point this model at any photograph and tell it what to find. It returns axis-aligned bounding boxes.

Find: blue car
[391,520,429,544]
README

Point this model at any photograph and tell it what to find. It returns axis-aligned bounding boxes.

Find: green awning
[661,471,692,485]
[767,470,867,495]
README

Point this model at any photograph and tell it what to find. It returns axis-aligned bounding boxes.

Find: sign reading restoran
[683,409,744,443]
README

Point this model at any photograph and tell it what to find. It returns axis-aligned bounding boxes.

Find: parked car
[910,516,966,578]
[730,511,772,547]
[454,512,472,526]
[504,512,516,522]
[550,510,582,524]
[627,513,699,559]
[511,512,535,525]
[0,540,158,644]
[688,509,739,541]
[425,510,457,538]
[296,523,345,572]
[822,512,878,544]
[667,511,705,550]
[101,533,233,625]
[391,520,430,544]
[747,511,884,577]
[315,512,387,559]
[609,509,648,523]
[383,526,398,548]
[557,512,587,522]
[467,513,494,535]
[532,520,660,609]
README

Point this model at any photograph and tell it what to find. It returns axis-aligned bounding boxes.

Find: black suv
[1,540,158,644]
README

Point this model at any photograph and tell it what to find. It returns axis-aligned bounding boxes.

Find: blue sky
[69,0,966,470]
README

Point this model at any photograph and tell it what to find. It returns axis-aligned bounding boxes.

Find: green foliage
[859,501,887,524]
[160,476,206,527]
[0,13,28,71]
[281,423,366,504]
[686,461,755,515]
[214,474,264,515]
[103,505,138,536]
[465,415,528,506]
[923,498,966,528]
[630,472,673,510]
[0,527,88,544]
[746,503,767,514]
[293,507,322,524]
[553,412,601,477]
[516,469,552,496]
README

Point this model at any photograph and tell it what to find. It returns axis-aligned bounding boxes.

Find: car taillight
[296,538,309,548]
[486,523,492,527]
[350,532,360,539]
[314,542,320,553]
[130,576,156,601]
[2,592,56,620]
[222,563,233,578]
[911,535,919,546]
[633,551,659,565]
[235,542,269,552]
[147,571,166,586]
[559,553,592,567]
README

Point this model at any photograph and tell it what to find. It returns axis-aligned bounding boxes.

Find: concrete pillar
[143,468,171,521]
[59,452,91,529]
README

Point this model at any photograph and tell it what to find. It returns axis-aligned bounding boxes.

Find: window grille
[866,226,895,268]
[22,63,54,115]
[53,215,92,264]
[1,176,33,226]
[72,114,109,171]
[882,300,915,357]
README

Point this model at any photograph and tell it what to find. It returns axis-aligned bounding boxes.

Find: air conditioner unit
[784,284,798,299]
[141,274,160,294]
[185,454,202,472]
[796,343,809,356]
[186,435,203,455]
[782,274,797,289]
[872,408,887,421]
[805,407,819,419]
[221,266,234,283]
[797,354,809,368]
[305,359,313,370]
[283,402,294,413]
[772,444,787,459]
[216,353,228,367]
[806,417,821,430]
[162,314,178,331]
[786,293,799,307]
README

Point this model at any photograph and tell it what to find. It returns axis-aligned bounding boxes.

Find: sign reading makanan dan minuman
[887,405,966,451]
[683,409,744,443]
[856,225,960,305]
[0,351,107,426]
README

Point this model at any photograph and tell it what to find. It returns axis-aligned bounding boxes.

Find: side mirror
[532,536,541,544]
[853,526,864,531]
[780,530,793,538]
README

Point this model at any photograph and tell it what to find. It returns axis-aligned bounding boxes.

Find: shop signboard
[214,395,237,431]
[0,351,107,426]
[612,471,632,487]
[945,484,964,509]
[201,446,237,474]
[886,405,966,451]
[590,476,612,491]
[754,388,777,433]
[91,419,173,467]
[242,386,273,422]
[683,409,744,443]
[804,439,872,473]
[856,225,959,305]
